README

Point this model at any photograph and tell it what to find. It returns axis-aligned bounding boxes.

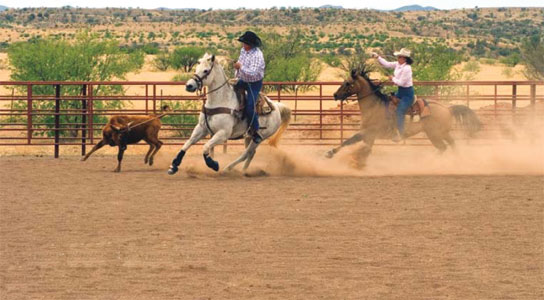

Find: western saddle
[233,82,274,116]
[388,94,431,119]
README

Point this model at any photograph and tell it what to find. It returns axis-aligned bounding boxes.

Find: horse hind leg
[225,149,250,171]
[353,143,372,169]
[443,132,455,150]
[326,132,365,158]
[428,134,448,154]
[242,142,259,171]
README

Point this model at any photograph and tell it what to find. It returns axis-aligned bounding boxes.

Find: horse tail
[268,103,291,148]
[449,105,482,137]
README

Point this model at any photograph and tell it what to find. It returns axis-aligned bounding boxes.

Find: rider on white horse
[234,31,265,144]
[167,53,291,175]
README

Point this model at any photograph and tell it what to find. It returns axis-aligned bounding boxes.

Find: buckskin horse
[326,68,482,167]
[168,53,291,174]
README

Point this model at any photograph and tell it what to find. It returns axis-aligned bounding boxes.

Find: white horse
[168,53,291,174]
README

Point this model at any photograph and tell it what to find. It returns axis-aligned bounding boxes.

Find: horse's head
[186,53,218,93]
[334,69,381,103]
[333,69,365,101]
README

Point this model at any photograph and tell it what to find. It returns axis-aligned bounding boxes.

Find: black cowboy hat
[237,31,262,47]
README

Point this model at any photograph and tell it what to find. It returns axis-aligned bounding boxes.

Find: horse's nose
[186,84,194,92]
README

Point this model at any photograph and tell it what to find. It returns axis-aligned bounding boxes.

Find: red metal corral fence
[0,80,543,157]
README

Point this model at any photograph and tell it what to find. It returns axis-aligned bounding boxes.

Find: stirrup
[252,132,263,144]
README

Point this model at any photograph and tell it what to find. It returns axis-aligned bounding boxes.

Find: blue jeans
[395,86,414,135]
[236,79,262,133]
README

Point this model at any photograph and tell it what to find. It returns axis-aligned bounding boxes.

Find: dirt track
[0,155,543,299]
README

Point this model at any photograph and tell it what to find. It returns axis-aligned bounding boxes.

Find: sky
[0,1,542,10]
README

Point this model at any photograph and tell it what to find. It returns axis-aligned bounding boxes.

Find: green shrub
[7,32,144,137]
[170,46,206,72]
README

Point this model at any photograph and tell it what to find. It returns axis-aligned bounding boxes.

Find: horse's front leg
[325,132,365,158]
[202,129,230,172]
[168,123,207,175]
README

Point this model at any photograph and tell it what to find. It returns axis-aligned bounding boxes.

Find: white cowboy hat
[394,48,411,58]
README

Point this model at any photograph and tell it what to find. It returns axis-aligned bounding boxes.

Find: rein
[126,112,168,131]
[192,62,242,135]
[344,85,383,102]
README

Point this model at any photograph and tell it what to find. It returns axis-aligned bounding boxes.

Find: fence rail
[0,80,542,157]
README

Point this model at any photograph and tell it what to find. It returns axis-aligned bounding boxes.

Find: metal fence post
[145,84,149,114]
[319,84,323,140]
[27,84,32,145]
[340,99,344,143]
[54,84,60,158]
[512,84,517,125]
[530,84,536,108]
[294,86,298,122]
[81,84,87,156]
[494,85,497,121]
[466,85,470,107]
[88,84,94,144]
[153,84,157,114]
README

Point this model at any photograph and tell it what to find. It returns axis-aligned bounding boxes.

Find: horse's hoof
[149,159,154,166]
[204,154,219,172]
[167,165,178,175]
[113,168,121,173]
[325,150,335,159]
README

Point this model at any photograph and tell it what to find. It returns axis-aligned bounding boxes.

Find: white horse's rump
[168,53,291,174]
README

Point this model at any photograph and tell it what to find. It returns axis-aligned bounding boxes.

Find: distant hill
[157,7,198,11]
[319,5,343,9]
[0,5,8,11]
[392,5,438,12]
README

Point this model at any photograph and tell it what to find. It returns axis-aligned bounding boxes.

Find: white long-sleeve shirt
[377,56,413,88]
[236,47,265,82]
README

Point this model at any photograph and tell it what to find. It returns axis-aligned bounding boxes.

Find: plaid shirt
[236,47,265,82]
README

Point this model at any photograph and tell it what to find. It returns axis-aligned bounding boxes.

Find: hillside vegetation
[0,6,542,59]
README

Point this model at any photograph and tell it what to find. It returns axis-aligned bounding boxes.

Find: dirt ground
[0,148,543,299]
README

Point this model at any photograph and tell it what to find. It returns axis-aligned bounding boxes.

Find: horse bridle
[341,85,382,102]
[357,86,383,101]
[191,60,230,96]
[192,60,216,91]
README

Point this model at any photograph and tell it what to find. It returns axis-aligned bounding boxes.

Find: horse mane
[357,66,389,104]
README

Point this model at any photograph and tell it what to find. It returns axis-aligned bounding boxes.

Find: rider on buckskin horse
[372,48,414,143]
[233,31,265,144]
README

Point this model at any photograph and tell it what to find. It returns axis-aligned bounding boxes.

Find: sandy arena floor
[0,147,543,299]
